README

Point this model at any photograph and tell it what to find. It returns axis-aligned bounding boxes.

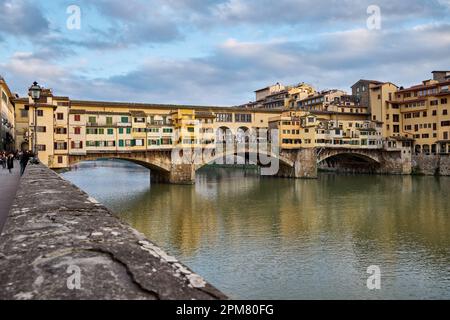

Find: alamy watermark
[66,5,81,30]
[171,122,280,176]
[367,265,381,290]
[367,5,381,30]
[66,264,82,290]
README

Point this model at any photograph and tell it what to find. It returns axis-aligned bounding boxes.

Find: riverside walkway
[0,164,226,300]
[0,161,20,232]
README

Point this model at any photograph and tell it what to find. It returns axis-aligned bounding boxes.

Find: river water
[61,160,450,300]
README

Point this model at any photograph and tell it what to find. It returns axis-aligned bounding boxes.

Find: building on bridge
[12,90,281,169]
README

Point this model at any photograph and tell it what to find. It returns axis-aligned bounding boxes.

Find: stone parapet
[0,164,227,300]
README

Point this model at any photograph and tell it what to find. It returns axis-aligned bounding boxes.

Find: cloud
[78,0,184,46]
[0,0,50,38]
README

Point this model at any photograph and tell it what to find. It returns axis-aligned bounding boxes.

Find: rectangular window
[441,98,448,105]
[107,128,114,135]
[74,115,81,121]
[88,116,96,124]
[119,128,124,134]
[119,140,124,147]
[74,127,81,135]
[121,116,129,123]
[235,114,252,123]
[126,128,131,134]
[37,110,44,117]
[106,117,113,125]
[57,113,64,120]
[37,145,46,151]
[20,109,28,117]
[444,110,448,115]
[55,127,67,134]
[216,113,233,122]
[162,128,173,133]
[54,142,68,151]
[36,126,46,132]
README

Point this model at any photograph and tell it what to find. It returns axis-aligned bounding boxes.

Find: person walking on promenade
[0,152,6,169]
[6,153,14,174]
[19,151,31,176]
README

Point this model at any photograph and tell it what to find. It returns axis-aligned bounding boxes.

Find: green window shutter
[119,128,123,134]
[127,128,131,134]
[106,117,113,125]
[121,117,129,123]
[108,129,114,135]
[119,140,124,147]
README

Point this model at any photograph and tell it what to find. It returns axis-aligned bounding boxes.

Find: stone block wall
[0,164,226,300]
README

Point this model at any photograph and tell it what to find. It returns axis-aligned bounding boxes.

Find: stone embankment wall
[0,164,227,300]
[412,154,450,176]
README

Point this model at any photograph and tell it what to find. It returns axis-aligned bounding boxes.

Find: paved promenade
[0,161,20,233]
[0,164,226,300]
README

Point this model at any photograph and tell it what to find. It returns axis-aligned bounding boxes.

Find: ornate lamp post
[29,82,42,161]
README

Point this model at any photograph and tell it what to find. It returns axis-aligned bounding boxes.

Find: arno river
[62,160,450,299]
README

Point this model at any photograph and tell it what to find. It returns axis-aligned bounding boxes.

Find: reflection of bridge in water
[68,142,413,184]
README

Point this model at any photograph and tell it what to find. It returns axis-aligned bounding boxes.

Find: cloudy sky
[1,0,450,106]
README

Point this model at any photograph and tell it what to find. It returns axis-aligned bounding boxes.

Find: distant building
[432,71,450,83]
[351,79,384,112]
[0,76,16,152]
[254,83,285,102]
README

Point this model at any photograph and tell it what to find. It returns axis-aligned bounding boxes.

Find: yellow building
[384,78,450,154]
[0,76,16,152]
[269,110,383,150]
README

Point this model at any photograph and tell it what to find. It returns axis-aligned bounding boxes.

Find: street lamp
[29,81,42,162]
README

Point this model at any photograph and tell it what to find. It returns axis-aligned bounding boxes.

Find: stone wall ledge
[0,164,227,300]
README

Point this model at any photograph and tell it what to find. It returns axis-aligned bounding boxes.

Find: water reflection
[62,160,450,299]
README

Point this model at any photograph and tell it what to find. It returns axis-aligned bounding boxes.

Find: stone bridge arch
[68,151,174,182]
[317,148,382,165]
[195,148,295,174]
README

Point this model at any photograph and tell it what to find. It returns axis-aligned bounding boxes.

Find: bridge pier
[276,148,318,179]
[151,164,196,185]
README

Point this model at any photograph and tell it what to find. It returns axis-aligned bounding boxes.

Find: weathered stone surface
[0,164,227,300]
[412,154,450,176]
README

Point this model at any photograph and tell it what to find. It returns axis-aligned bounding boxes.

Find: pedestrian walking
[0,152,5,169]
[19,151,31,176]
[6,153,14,174]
